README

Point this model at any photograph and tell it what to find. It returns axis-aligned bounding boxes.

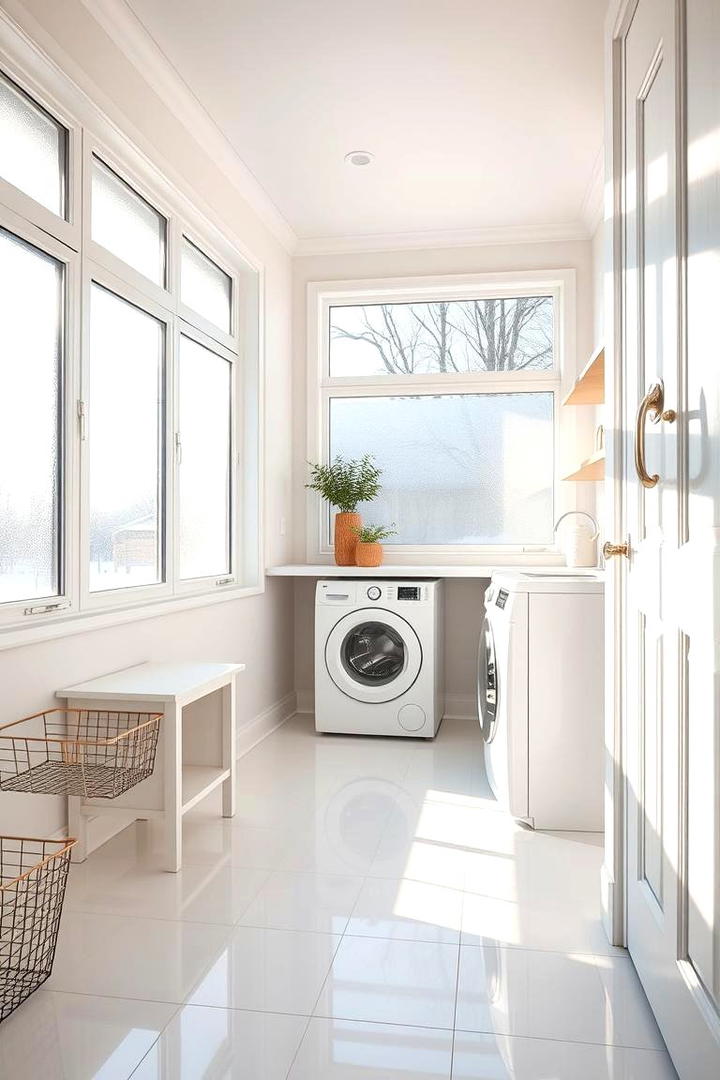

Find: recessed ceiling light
[345,150,374,167]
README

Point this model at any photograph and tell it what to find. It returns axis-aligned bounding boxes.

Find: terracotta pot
[356,542,383,567]
[334,512,361,565]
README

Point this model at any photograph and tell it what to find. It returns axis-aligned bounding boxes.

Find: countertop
[265,564,603,579]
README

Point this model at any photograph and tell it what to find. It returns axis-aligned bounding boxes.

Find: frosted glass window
[181,238,232,333]
[329,296,554,377]
[92,157,166,285]
[0,230,63,603]
[89,285,164,592]
[178,336,231,579]
[329,393,554,545]
[0,70,67,217]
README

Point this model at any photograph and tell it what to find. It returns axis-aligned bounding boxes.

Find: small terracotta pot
[356,542,383,567]
[334,512,361,566]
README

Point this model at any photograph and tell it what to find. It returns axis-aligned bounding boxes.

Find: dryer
[479,571,604,830]
[315,579,443,738]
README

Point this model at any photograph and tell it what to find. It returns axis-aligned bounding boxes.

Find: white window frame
[0,204,80,623]
[0,16,263,645]
[174,321,238,594]
[307,270,577,565]
[0,52,81,251]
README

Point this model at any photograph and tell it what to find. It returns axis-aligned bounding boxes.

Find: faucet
[553,510,600,538]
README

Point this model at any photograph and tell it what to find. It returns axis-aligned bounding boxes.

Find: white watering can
[553,510,600,568]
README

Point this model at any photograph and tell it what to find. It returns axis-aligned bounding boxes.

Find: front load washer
[478,571,604,830]
[315,579,443,738]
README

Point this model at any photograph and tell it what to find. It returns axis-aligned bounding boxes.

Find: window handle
[24,601,71,616]
[77,400,87,441]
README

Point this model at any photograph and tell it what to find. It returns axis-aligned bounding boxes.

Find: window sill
[0,582,264,652]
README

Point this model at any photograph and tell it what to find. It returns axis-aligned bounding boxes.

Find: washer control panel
[366,586,382,601]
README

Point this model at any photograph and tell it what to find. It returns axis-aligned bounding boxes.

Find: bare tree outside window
[330,295,553,377]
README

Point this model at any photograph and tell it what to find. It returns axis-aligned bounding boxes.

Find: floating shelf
[563,449,605,482]
[563,345,605,406]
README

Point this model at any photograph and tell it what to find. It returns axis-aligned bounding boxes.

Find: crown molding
[580,145,605,237]
[79,0,297,253]
[295,220,590,257]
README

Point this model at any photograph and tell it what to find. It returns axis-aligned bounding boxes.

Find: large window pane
[89,285,164,591]
[0,70,66,217]
[0,230,63,603]
[181,238,232,333]
[178,336,231,579]
[92,157,166,286]
[329,296,554,377]
[329,393,554,545]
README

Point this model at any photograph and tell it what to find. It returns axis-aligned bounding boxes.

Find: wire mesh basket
[0,835,76,1022]
[0,709,161,799]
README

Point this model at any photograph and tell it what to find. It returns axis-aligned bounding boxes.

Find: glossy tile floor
[0,717,679,1079]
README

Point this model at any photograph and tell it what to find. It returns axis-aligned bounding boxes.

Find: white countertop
[265,564,602,579]
[57,661,245,703]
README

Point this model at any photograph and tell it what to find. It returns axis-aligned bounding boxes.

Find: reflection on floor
[0,716,678,1079]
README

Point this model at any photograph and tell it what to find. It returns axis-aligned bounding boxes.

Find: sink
[522,571,599,578]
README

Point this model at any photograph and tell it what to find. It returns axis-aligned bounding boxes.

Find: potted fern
[306,454,382,565]
[352,523,397,567]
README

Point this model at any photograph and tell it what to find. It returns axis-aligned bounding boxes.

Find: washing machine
[478,571,604,830]
[315,579,443,738]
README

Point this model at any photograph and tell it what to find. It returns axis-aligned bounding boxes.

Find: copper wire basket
[0,836,76,1022]
[0,709,161,799]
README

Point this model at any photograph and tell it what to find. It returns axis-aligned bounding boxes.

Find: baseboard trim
[236,691,297,758]
[443,693,477,722]
[295,689,314,715]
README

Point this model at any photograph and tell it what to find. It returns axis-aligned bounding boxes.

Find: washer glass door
[325,608,422,703]
[342,621,405,686]
[478,616,499,742]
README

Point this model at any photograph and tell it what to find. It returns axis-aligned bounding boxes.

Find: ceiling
[123,0,606,247]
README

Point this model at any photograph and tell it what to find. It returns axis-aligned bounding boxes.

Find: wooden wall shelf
[563,345,605,406]
[563,449,605,482]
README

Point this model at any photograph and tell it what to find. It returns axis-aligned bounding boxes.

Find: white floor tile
[0,990,175,1080]
[455,945,664,1050]
[346,876,462,944]
[186,925,341,1014]
[27,718,676,1078]
[238,870,363,934]
[460,891,624,956]
[288,1017,453,1079]
[369,831,468,888]
[314,935,459,1029]
[46,910,232,1004]
[66,860,270,925]
[451,1031,678,1079]
[129,1006,308,1079]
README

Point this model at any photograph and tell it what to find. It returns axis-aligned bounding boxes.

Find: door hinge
[175,431,182,465]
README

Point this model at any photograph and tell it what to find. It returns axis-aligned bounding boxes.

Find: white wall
[0,0,295,836]
[291,238,599,711]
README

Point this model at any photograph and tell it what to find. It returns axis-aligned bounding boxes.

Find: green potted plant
[306,454,382,565]
[351,523,397,567]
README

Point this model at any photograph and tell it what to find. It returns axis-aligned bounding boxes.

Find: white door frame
[601,0,637,949]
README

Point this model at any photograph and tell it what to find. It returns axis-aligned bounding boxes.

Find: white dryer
[315,579,443,738]
[478,571,604,830]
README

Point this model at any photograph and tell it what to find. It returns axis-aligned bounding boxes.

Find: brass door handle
[603,539,630,559]
[634,380,676,489]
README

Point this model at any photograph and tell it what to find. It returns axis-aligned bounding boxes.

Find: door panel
[618,0,720,1073]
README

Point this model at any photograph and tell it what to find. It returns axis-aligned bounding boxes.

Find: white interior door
[617,0,720,1075]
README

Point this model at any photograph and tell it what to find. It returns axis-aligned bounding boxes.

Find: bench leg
[163,702,182,872]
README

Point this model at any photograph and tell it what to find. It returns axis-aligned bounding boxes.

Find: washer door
[325,608,422,703]
[478,616,499,743]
